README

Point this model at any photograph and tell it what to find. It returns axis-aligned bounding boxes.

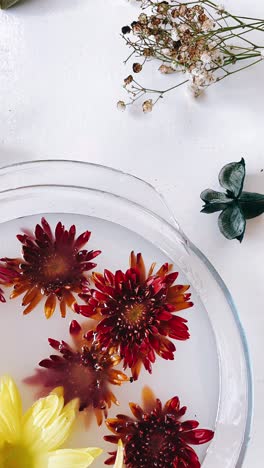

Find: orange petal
[60,298,67,318]
[23,291,43,315]
[156,263,170,277]
[10,282,29,299]
[44,293,57,319]
[63,290,76,309]
[131,360,142,380]
[130,251,146,283]
[167,284,190,300]
[147,262,156,277]
[22,285,40,306]
[173,301,193,311]
[94,407,104,426]
[142,386,156,412]
[130,251,137,268]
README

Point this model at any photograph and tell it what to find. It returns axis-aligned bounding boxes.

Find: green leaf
[239,192,264,219]
[200,189,231,204]
[200,189,232,213]
[201,203,229,214]
[218,204,246,242]
[218,158,245,198]
[0,0,19,8]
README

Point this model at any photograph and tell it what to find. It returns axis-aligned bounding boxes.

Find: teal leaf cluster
[201,158,264,242]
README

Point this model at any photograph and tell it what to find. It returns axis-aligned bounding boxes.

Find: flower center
[124,302,146,324]
[0,443,34,468]
[42,252,70,279]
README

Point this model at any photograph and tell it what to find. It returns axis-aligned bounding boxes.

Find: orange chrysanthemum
[1,218,100,318]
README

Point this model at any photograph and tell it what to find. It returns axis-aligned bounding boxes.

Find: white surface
[0,0,263,466]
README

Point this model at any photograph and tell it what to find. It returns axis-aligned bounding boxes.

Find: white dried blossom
[217,4,225,15]
[202,19,215,32]
[138,13,148,24]
[162,48,174,57]
[171,29,180,42]
[117,100,126,111]
[142,99,153,113]
[178,23,189,33]
[159,64,175,74]
[201,52,212,64]
[211,49,224,65]
[188,84,204,97]
[188,66,216,88]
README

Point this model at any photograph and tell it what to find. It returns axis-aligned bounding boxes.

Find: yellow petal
[114,440,124,468]
[0,375,22,443]
[22,392,78,452]
[47,448,103,468]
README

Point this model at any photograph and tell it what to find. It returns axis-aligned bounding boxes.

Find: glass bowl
[0,159,252,468]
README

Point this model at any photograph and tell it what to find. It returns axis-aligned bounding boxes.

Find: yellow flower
[0,376,102,468]
[113,440,124,468]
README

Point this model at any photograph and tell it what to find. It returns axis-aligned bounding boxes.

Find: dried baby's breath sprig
[118,0,264,112]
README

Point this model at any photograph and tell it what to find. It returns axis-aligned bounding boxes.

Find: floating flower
[76,252,193,380]
[25,320,130,426]
[105,387,214,468]
[1,217,100,317]
[0,375,102,467]
[0,264,18,303]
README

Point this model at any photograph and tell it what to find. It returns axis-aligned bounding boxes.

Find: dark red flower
[76,252,193,379]
[1,217,100,318]
[25,319,130,425]
[105,387,214,468]
[0,265,18,303]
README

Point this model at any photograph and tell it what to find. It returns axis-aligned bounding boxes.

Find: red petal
[48,338,60,350]
[70,320,81,335]
[41,217,53,240]
[74,231,91,249]
[180,420,199,431]
[180,429,214,445]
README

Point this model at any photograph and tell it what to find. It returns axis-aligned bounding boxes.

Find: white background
[0,0,263,466]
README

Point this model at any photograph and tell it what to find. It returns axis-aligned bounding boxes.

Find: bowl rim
[0,158,253,467]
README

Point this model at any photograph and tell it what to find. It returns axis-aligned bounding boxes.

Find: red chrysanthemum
[0,264,18,303]
[76,252,193,379]
[1,217,101,317]
[105,387,214,468]
[25,319,130,425]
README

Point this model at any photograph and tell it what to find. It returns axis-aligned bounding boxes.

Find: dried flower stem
[118,0,264,112]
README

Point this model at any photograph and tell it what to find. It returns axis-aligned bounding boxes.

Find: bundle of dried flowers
[118,0,264,112]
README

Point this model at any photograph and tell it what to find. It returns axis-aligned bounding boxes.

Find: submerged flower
[105,387,214,468]
[0,375,102,468]
[76,252,193,379]
[0,264,18,303]
[25,320,130,426]
[1,217,100,318]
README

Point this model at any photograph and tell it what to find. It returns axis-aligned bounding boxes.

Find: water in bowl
[0,213,219,467]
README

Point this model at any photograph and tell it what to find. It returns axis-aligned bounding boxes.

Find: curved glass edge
[0,159,253,466]
[189,241,253,468]
[0,159,183,232]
